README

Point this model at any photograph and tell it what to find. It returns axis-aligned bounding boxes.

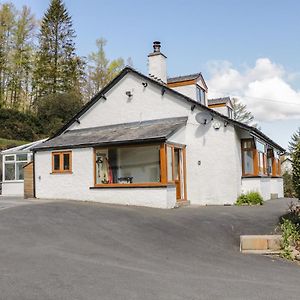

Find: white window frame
[2,153,30,182]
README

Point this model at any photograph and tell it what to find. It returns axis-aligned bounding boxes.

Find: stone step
[240,235,282,254]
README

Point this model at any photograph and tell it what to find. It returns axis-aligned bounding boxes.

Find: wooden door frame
[165,143,187,202]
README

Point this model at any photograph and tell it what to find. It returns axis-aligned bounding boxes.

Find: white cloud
[207,58,300,122]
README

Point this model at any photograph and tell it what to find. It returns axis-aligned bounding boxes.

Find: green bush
[283,171,295,198]
[280,218,300,260]
[236,191,263,206]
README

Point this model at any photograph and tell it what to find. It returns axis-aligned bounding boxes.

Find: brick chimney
[148,41,167,84]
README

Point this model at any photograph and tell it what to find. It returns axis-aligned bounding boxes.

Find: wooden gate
[24,162,34,199]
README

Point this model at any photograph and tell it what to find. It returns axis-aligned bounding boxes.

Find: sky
[12,0,300,149]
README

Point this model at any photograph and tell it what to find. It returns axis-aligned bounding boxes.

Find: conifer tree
[292,141,300,200]
[288,127,300,154]
[33,0,83,97]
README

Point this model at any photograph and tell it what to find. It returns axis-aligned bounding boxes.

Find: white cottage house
[32,42,284,208]
[1,139,46,196]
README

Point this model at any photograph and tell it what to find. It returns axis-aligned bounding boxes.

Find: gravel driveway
[0,197,299,300]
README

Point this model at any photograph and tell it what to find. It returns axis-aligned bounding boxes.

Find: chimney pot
[153,41,161,53]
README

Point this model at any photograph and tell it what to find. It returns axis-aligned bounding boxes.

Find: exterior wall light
[126,91,133,97]
[142,82,148,88]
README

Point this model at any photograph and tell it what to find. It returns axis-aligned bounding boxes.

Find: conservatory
[1,139,46,196]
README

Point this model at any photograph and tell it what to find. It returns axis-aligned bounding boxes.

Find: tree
[8,5,36,110]
[0,3,15,108]
[292,141,300,200]
[84,38,124,101]
[33,0,84,98]
[232,97,257,126]
[289,127,300,153]
[35,92,83,135]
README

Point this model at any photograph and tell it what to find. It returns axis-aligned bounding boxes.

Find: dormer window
[196,86,206,105]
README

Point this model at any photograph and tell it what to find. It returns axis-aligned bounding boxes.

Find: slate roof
[167,73,202,84]
[208,97,231,105]
[43,66,284,153]
[33,117,188,151]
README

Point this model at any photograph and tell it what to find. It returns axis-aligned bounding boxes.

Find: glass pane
[63,153,70,170]
[267,158,272,174]
[95,145,161,184]
[53,154,60,170]
[259,153,264,174]
[95,151,110,184]
[243,151,254,174]
[256,141,265,153]
[5,163,15,180]
[242,140,253,149]
[16,154,28,161]
[16,162,26,180]
[174,149,180,180]
[5,155,14,161]
[167,146,173,182]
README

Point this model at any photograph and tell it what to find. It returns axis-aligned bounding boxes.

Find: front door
[174,148,186,201]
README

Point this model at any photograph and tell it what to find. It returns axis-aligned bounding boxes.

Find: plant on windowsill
[235,191,263,206]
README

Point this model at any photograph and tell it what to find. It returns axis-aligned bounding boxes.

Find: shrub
[283,171,295,198]
[280,218,300,260]
[236,191,263,206]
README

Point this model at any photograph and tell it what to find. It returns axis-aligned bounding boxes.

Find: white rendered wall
[1,181,24,196]
[281,160,292,174]
[171,85,197,101]
[35,148,176,209]
[209,106,228,116]
[241,177,284,200]
[168,118,242,205]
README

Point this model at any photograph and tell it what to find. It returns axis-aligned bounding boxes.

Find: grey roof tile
[167,73,201,84]
[33,117,188,151]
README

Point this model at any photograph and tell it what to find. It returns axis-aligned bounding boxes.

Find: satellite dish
[195,112,213,125]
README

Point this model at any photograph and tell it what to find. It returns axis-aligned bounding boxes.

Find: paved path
[0,197,299,299]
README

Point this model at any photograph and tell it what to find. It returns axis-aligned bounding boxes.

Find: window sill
[242,175,282,179]
[2,180,24,183]
[50,171,73,174]
[90,183,168,189]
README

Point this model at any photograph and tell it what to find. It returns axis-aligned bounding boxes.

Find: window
[51,151,72,173]
[241,139,281,177]
[196,86,206,105]
[273,150,281,176]
[3,153,29,181]
[167,145,174,182]
[256,141,267,175]
[95,145,161,185]
[241,139,255,176]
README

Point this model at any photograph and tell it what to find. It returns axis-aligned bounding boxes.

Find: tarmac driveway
[0,197,299,300]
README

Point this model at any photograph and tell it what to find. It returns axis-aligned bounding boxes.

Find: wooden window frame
[166,144,175,184]
[93,143,167,188]
[51,151,72,174]
[241,139,258,176]
[242,139,282,178]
